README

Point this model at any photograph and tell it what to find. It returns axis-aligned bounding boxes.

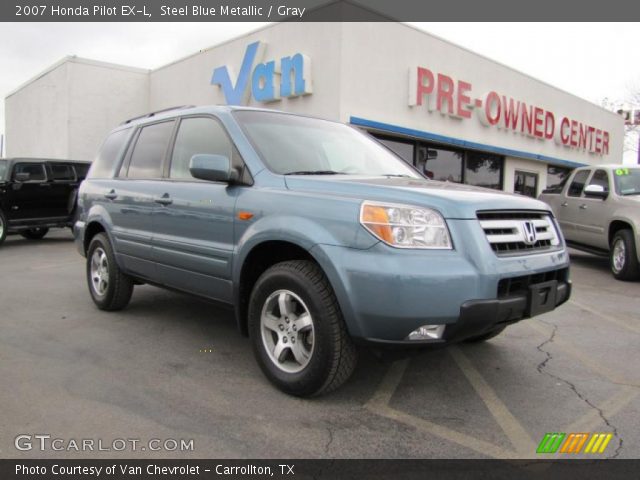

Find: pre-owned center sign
[409,67,610,156]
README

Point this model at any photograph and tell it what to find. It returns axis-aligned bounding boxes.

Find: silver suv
[539,165,640,280]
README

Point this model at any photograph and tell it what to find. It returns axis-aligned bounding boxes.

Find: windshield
[234,111,420,178]
[0,160,7,181]
[613,167,640,196]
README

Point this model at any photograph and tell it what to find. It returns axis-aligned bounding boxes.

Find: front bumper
[357,277,571,347]
[310,218,571,346]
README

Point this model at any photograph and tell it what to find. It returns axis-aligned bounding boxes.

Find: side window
[50,164,75,181]
[88,128,132,179]
[169,117,233,180]
[589,169,609,191]
[13,163,47,182]
[127,121,175,179]
[567,170,590,197]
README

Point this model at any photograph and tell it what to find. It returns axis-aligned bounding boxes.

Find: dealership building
[5,22,624,197]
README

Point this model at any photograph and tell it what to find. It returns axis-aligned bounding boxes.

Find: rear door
[47,163,77,218]
[151,116,243,302]
[8,163,52,221]
[107,120,175,280]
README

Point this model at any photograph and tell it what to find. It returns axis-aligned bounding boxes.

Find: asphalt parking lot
[1,230,639,459]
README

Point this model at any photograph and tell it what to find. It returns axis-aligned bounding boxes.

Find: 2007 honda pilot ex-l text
[75,106,571,396]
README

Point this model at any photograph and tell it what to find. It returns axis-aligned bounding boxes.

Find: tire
[20,227,49,240]
[610,229,640,281]
[464,325,507,343]
[0,209,7,245]
[86,232,134,311]
[248,260,357,397]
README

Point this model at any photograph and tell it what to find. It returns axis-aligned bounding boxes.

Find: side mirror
[584,184,608,199]
[189,154,238,183]
[14,172,30,182]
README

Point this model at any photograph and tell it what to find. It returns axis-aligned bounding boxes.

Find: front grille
[497,268,568,298]
[477,210,560,255]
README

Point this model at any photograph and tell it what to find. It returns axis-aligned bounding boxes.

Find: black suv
[0,158,90,245]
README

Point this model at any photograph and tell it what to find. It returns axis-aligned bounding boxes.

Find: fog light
[407,325,445,340]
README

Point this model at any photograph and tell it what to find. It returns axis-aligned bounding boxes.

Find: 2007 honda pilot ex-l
[75,105,571,396]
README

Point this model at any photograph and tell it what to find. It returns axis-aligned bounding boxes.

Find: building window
[547,166,572,189]
[464,152,503,190]
[514,170,538,198]
[376,137,415,165]
[417,145,463,182]
[370,132,504,188]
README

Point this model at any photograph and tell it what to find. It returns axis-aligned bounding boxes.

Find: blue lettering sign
[211,42,312,105]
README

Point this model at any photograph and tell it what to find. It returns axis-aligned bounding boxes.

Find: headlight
[360,201,452,249]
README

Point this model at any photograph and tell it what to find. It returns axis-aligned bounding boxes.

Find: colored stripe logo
[537,432,613,454]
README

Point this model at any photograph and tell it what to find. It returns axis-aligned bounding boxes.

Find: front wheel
[610,230,640,281]
[20,227,49,240]
[248,260,357,397]
[86,233,134,310]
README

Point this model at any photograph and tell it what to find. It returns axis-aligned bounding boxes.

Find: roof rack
[121,105,196,125]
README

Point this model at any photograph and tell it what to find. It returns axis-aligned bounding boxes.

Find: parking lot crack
[535,319,623,459]
[324,424,335,455]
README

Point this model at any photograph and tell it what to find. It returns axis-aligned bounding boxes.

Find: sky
[1,22,639,162]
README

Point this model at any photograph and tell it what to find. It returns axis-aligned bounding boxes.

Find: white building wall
[338,23,624,167]
[149,22,344,122]
[503,157,548,196]
[5,60,70,158]
[5,57,149,160]
[4,22,626,173]
[67,59,149,160]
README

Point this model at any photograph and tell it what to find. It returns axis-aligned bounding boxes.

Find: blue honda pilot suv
[75,105,571,396]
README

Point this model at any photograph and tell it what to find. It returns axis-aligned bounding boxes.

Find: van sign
[211,41,312,105]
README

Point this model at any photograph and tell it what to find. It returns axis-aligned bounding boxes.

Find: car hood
[284,175,553,219]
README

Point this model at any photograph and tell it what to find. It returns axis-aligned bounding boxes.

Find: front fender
[232,213,365,285]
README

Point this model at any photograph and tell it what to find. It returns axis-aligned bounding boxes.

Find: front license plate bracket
[528,280,558,317]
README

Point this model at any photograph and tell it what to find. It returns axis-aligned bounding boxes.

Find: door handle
[104,190,118,200]
[39,183,51,187]
[561,202,568,207]
[154,194,173,206]
[579,204,587,210]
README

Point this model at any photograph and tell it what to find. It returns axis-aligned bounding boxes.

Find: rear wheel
[248,260,357,397]
[20,227,49,240]
[86,233,134,310]
[610,229,640,281]
[0,209,7,245]
[464,325,507,343]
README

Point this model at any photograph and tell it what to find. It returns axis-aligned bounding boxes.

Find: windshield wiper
[284,170,342,175]
[382,174,413,178]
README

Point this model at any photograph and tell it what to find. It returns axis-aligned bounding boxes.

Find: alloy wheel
[260,289,315,373]
[90,247,109,296]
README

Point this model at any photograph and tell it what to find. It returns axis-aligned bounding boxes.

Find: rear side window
[169,117,233,180]
[14,163,46,182]
[88,128,132,179]
[127,121,175,179]
[50,164,75,181]
[567,170,590,197]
